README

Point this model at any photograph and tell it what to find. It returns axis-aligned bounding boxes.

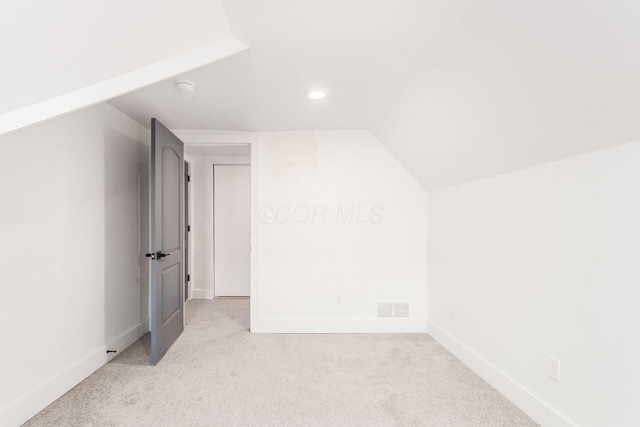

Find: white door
[214,165,251,296]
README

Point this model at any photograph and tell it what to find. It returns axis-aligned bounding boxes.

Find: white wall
[181,130,429,332]
[429,141,640,426]
[253,130,428,333]
[186,153,250,299]
[0,103,149,426]
[138,144,151,332]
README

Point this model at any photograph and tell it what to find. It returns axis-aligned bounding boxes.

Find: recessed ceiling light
[176,81,196,93]
[307,87,327,100]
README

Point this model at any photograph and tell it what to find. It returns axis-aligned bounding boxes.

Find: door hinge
[187,175,191,182]
[188,225,191,232]
[187,275,191,282]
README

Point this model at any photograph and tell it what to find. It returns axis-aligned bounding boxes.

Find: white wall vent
[377,303,393,318]
[377,302,410,318]
[393,303,410,318]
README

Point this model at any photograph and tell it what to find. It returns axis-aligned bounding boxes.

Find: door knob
[156,251,168,259]
[145,253,156,260]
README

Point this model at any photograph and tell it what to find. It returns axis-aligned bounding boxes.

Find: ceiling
[372,0,640,190]
[109,0,474,131]
[109,0,640,190]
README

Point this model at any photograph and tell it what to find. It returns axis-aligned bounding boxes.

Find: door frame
[184,160,191,301]
[175,131,260,332]
[213,163,251,297]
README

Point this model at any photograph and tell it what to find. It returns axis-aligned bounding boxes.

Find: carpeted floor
[24,299,537,426]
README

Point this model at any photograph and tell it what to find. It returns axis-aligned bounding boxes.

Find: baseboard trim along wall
[427,321,575,427]
[0,324,142,427]
[106,324,142,363]
[140,318,151,336]
[191,289,214,300]
[252,319,428,333]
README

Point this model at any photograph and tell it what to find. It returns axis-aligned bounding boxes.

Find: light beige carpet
[24,299,537,426]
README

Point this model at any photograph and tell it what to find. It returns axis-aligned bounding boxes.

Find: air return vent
[377,303,393,318]
[377,303,410,318]
[393,303,410,318]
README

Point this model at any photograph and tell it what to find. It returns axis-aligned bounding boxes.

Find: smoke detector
[176,81,196,93]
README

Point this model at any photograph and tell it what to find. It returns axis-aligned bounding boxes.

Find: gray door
[150,118,184,365]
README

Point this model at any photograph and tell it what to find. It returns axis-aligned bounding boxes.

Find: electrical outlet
[265,212,274,224]
[549,356,561,382]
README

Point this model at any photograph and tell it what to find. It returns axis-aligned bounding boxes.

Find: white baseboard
[252,318,428,333]
[106,324,143,362]
[140,317,151,335]
[0,324,142,427]
[191,288,214,299]
[427,321,575,427]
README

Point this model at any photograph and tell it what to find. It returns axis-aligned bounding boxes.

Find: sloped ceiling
[372,0,640,190]
[0,0,232,114]
[24,0,637,191]
[0,0,247,135]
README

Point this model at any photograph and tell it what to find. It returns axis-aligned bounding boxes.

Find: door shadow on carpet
[108,333,152,366]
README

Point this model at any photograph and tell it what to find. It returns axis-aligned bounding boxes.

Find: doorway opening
[183,143,252,308]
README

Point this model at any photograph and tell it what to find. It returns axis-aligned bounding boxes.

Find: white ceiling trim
[0,37,248,136]
[173,129,260,145]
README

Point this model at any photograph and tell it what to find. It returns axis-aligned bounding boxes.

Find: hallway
[25,300,535,426]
